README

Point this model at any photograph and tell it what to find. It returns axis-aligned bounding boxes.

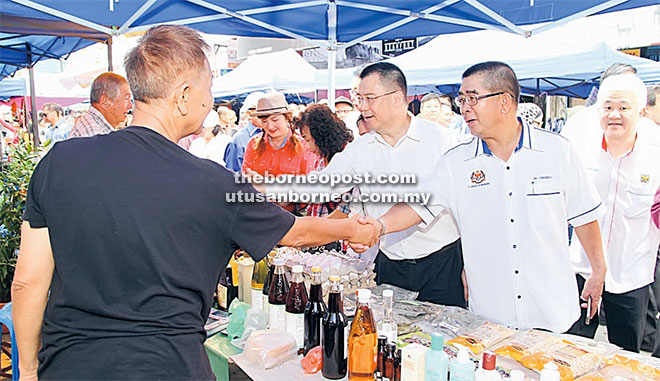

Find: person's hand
[581,272,604,318]
[346,215,380,252]
[242,167,266,193]
[461,269,469,302]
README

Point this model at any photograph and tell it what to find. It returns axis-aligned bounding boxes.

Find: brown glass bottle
[322,275,347,379]
[383,343,396,381]
[394,349,401,381]
[216,262,238,311]
[268,258,288,331]
[376,335,387,380]
[304,266,327,355]
[348,289,377,381]
[262,251,276,314]
[285,265,308,348]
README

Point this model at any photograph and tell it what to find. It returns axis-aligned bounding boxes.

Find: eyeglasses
[454,92,505,108]
[354,90,397,107]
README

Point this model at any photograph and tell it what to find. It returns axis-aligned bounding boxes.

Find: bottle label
[285,312,305,347]
[217,284,227,309]
[268,304,286,331]
[251,289,263,310]
[263,295,270,318]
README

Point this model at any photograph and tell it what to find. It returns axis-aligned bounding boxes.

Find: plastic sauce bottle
[348,288,377,380]
[285,264,308,349]
[449,345,475,381]
[425,332,449,381]
[322,275,348,379]
[267,258,289,331]
[304,266,327,355]
[377,289,398,343]
[475,351,501,381]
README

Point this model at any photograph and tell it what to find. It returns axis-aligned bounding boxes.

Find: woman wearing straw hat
[242,92,316,213]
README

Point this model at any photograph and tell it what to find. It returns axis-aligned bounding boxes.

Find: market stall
[204,248,660,381]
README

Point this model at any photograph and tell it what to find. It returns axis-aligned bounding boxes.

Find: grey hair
[90,72,128,104]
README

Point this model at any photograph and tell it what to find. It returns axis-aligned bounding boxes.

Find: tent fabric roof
[211,49,318,97]
[2,1,657,43]
[385,30,660,97]
[0,15,109,78]
[0,77,27,100]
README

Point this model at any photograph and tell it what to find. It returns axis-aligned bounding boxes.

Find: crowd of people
[5,24,660,379]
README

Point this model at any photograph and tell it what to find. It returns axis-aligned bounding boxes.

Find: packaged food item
[576,364,659,381]
[606,354,660,378]
[520,341,604,380]
[243,329,298,369]
[300,346,323,374]
[447,322,514,355]
[493,330,563,362]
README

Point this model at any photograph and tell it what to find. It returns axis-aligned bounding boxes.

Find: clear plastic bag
[243,329,298,369]
[231,307,268,349]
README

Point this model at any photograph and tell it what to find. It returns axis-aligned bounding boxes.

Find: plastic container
[450,345,475,381]
[425,332,449,381]
[475,351,501,381]
[540,362,560,381]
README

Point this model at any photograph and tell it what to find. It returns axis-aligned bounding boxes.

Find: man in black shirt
[12,25,379,380]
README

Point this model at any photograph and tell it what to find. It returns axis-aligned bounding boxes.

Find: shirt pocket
[526,179,563,218]
[624,183,655,219]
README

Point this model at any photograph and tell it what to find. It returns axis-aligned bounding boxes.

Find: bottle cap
[292,264,303,273]
[455,344,470,363]
[378,335,387,346]
[273,258,285,266]
[431,332,445,351]
[311,266,322,273]
[386,342,397,353]
[383,289,393,298]
[510,370,525,381]
[482,351,496,371]
[357,288,371,301]
[543,362,558,371]
[329,275,340,282]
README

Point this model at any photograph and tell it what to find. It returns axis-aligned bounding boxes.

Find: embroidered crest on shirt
[640,174,650,184]
[471,170,486,184]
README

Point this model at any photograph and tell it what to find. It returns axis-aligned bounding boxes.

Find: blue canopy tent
[0,15,110,142]
[0,78,27,101]
[382,30,660,98]
[2,0,657,106]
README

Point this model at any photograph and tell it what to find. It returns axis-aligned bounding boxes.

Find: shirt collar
[89,105,114,129]
[476,117,532,157]
[246,121,261,137]
[601,132,637,157]
[406,115,423,142]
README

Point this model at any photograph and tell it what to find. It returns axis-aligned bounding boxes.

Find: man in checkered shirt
[69,72,133,138]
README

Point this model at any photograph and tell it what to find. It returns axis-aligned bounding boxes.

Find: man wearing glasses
[369,61,607,333]
[41,103,72,144]
[261,62,465,306]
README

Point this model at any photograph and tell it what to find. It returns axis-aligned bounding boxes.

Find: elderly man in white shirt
[365,61,607,333]
[260,62,465,306]
[568,74,660,352]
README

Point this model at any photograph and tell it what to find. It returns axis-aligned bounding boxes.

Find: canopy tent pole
[107,36,113,72]
[25,43,39,146]
[27,65,39,146]
[327,0,337,111]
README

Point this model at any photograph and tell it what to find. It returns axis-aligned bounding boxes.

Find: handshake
[345,215,384,253]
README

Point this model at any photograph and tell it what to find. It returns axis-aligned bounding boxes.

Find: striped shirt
[70,106,114,138]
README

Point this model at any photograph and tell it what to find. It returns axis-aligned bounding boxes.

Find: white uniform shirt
[269,116,460,260]
[570,135,660,294]
[410,122,604,332]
